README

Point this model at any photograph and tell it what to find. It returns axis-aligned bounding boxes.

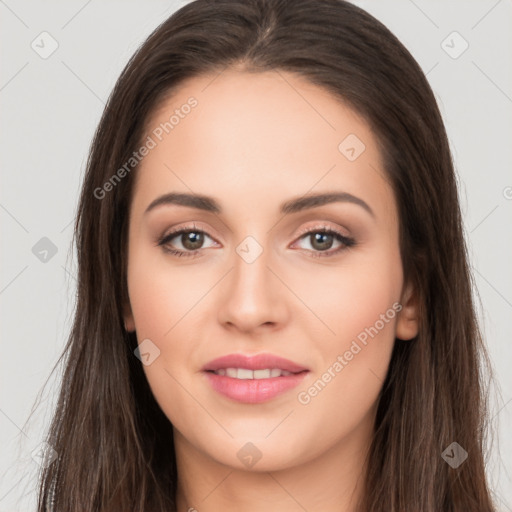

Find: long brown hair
[36,0,497,510]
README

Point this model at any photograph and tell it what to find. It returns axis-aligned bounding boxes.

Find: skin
[123,68,419,512]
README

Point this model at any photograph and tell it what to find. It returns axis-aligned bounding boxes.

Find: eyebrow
[144,191,374,217]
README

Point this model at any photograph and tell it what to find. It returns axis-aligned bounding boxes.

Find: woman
[37,0,497,510]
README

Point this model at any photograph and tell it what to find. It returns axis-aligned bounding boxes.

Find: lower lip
[203,371,308,403]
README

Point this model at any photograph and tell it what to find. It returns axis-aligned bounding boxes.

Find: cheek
[126,244,211,338]
[286,242,402,355]
[126,245,216,424]
[333,265,400,351]
[292,251,402,433]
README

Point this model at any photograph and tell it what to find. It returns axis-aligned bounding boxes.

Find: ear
[123,300,136,332]
[395,281,419,341]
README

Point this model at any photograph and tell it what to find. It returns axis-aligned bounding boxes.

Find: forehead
[133,69,394,221]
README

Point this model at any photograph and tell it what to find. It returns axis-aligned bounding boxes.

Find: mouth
[208,368,296,378]
[201,353,309,404]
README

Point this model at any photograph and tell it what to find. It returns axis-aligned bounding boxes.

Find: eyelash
[156,224,356,259]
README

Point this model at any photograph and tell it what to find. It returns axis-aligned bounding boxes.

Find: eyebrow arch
[280,192,374,217]
[144,191,374,217]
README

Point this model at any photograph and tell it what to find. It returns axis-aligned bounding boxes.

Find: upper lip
[202,353,309,373]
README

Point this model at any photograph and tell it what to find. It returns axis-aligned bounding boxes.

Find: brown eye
[179,231,205,250]
[309,232,335,251]
[293,227,356,258]
[157,227,218,258]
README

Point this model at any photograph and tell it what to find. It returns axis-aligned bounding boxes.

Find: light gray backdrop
[1,0,511,510]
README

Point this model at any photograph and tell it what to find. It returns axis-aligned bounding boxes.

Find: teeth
[237,368,253,380]
[213,368,293,379]
[225,368,238,378]
[254,369,271,379]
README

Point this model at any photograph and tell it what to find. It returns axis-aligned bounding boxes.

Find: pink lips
[202,353,309,404]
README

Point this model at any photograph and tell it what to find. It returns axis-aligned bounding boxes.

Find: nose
[217,242,289,334]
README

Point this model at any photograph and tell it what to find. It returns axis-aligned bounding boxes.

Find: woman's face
[124,69,418,472]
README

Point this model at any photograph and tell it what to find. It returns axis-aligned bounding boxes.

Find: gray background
[1,0,511,510]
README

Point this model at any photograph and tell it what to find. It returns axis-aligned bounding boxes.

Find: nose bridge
[217,233,286,330]
[231,235,274,304]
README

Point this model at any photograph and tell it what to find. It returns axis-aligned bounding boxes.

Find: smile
[211,368,293,378]
[202,353,310,403]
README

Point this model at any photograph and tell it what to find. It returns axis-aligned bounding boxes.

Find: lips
[202,353,309,373]
[201,353,309,404]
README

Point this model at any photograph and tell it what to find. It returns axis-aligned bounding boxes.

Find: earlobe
[395,282,419,341]
[123,302,136,332]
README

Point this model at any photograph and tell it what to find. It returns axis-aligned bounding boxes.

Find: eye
[156,224,355,259]
[156,224,218,258]
[292,226,356,258]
